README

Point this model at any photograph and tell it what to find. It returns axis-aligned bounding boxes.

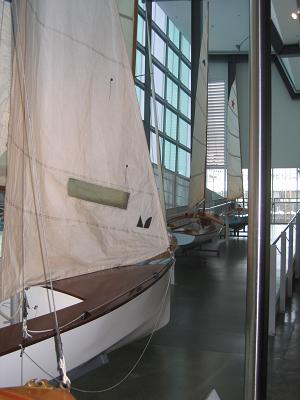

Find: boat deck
[0,261,172,357]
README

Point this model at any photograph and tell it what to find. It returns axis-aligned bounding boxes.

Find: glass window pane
[165,108,177,140]
[150,132,163,164]
[137,15,145,46]
[164,171,175,209]
[178,118,191,148]
[138,0,145,10]
[168,19,180,48]
[151,99,164,132]
[166,78,178,108]
[177,148,191,177]
[153,65,165,98]
[164,140,176,172]
[181,35,191,61]
[152,3,166,32]
[135,50,145,82]
[167,47,179,78]
[179,89,191,118]
[176,176,189,206]
[180,61,191,89]
[151,31,165,64]
[135,86,144,119]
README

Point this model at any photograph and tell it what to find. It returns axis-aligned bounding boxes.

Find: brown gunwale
[0,258,174,357]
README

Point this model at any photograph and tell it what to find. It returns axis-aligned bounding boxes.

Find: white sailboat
[167,0,223,249]
[0,0,174,392]
[225,77,248,231]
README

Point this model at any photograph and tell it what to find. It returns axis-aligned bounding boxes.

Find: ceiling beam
[273,57,300,99]
[208,53,248,63]
[280,44,300,57]
[271,21,283,54]
[270,21,300,98]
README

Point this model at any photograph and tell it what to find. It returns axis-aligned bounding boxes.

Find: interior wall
[237,62,300,169]
[208,61,228,85]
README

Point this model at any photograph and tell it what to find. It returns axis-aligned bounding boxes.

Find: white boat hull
[174,231,220,249]
[0,269,171,387]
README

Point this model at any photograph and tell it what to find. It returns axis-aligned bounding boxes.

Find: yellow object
[0,380,75,399]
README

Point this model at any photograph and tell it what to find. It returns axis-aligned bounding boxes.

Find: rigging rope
[11,0,70,387]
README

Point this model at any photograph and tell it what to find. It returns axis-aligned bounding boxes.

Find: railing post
[279,231,286,313]
[269,244,277,336]
[288,222,294,297]
[296,213,300,279]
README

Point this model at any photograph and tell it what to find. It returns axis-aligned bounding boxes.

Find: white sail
[188,0,208,208]
[226,79,243,200]
[116,0,136,69]
[0,0,169,302]
[0,0,12,185]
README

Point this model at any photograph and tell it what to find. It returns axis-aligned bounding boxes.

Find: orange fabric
[0,388,75,400]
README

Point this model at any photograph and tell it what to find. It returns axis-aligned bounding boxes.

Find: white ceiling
[159,0,250,52]
[159,1,191,41]
[157,0,300,90]
[272,0,300,44]
[159,0,299,51]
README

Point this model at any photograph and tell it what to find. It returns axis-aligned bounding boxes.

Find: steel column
[244,0,271,398]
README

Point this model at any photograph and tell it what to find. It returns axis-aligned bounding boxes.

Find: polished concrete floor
[71,237,300,399]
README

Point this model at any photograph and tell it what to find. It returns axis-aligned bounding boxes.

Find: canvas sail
[226,79,243,200]
[0,0,12,186]
[188,0,208,209]
[0,0,169,302]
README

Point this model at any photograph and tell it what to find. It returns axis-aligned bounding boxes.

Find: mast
[145,2,166,222]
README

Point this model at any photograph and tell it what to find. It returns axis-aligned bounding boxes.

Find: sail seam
[228,106,238,118]
[227,129,239,139]
[190,171,205,178]
[5,199,166,240]
[119,13,134,22]
[26,0,130,72]
[230,85,237,97]
[195,98,206,115]
[8,135,155,197]
[227,151,240,158]
[193,136,206,147]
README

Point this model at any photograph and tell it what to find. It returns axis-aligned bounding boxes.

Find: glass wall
[135,1,191,209]
[271,168,300,223]
[238,168,300,224]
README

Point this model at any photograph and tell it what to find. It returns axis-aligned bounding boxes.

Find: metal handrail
[272,213,297,245]
[269,209,300,336]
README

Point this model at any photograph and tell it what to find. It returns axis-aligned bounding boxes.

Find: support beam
[244,0,272,399]
[191,0,203,133]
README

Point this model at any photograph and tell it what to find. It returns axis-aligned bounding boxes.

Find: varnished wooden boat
[168,210,224,249]
[0,257,174,387]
